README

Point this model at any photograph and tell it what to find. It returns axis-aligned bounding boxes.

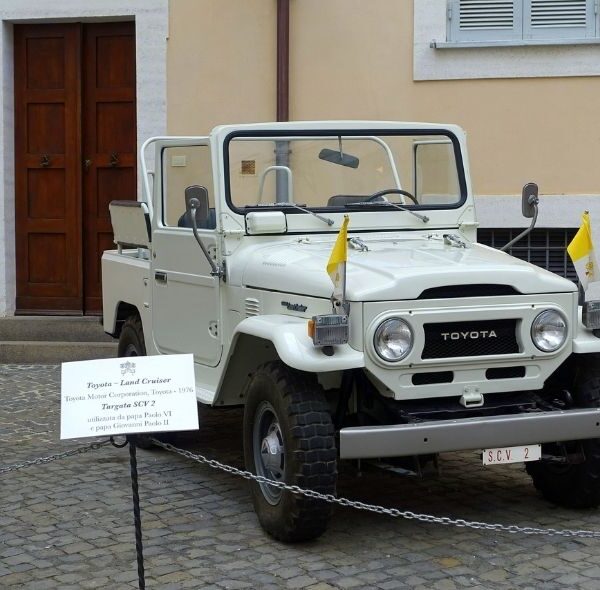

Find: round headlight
[374,318,413,362]
[531,309,567,352]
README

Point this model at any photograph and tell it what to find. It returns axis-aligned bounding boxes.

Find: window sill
[432,38,600,49]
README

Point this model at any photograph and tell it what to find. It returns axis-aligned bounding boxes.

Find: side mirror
[185,185,209,218]
[522,182,539,219]
[500,182,540,252]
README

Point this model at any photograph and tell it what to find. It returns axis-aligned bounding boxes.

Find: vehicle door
[151,138,222,367]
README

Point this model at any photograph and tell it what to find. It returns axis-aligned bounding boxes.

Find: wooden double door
[14,22,137,315]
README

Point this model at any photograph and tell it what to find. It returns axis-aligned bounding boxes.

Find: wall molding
[475,194,599,228]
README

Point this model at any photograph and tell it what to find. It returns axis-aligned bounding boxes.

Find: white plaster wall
[0,25,14,316]
[475,195,600,228]
[0,0,168,316]
[414,0,600,80]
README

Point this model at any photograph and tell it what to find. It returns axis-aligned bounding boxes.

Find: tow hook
[460,391,484,408]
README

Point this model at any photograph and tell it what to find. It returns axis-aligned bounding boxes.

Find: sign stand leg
[127,436,146,590]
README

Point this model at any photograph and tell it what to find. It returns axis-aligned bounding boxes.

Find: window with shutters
[414,0,600,79]
[448,0,597,43]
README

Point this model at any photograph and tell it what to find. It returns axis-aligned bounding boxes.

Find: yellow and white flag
[567,211,598,290]
[326,215,349,301]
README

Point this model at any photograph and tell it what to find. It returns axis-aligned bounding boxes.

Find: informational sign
[60,354,198,440]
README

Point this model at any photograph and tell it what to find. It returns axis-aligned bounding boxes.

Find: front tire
[526,359,600,508]
[243,361,337,542]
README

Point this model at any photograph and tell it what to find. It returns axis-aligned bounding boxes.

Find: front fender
[573,330,600,354]
[233,315,364,372]
[573,308,600,354]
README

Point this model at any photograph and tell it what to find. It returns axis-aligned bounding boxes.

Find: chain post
[127,435,146,590]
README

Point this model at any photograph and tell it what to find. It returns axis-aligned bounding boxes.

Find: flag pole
[341,242,349,315]
[326,215,350,315]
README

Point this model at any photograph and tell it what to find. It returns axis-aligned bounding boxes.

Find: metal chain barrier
[3,435,600,539]
[0,440,111,475]
[152,438,600,539]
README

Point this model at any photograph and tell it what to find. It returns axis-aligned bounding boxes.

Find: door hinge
[212,260,226,283]
[208,321,219,338]
[447,4,453,21]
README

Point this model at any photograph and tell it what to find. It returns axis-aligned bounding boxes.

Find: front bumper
[339,408,600,459]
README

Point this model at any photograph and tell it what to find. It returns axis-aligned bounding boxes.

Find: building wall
[292,0,600,198]
[167,0,600,227]
[167,0,276,134]
[0,0,596,315]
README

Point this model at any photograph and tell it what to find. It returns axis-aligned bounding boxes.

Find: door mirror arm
[188,198,224,279]
[500,183,539,252]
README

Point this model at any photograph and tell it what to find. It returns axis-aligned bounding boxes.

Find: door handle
[155,271,167,284]
[40,154,50,167]
[110,152,120,167]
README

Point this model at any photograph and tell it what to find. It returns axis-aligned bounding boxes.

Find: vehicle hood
[240,233,577,300]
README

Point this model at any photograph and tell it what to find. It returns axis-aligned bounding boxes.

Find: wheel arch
[215,333,278,406]
[573,330,600,355]
[214,315,364,406]
[104,300,142,338]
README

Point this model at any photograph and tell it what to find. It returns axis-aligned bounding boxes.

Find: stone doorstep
[0,316,114,343]
[0,341,118,364]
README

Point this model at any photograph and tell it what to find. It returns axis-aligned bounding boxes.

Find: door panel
[82,22,137,314]
[151,140,221,367]
[14,24,82,313]
[152,230,222,367]
[27,169,66,218]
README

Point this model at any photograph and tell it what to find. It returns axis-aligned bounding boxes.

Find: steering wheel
[366,189,418,205]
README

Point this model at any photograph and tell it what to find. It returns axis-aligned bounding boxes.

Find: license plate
[483,444,541,465]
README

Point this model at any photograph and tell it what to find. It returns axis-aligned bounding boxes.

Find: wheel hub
[261,426,284,477]
[253,402,286,505]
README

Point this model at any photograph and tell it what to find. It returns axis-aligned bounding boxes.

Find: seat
[327,195,368,207]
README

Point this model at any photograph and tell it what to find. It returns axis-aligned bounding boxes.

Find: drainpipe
[277,0,290,122]
[276,0,290,201]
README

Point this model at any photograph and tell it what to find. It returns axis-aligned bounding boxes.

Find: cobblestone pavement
[2,364,600,589]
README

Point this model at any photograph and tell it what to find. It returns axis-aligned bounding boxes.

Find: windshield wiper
[346,201,429,223]
[250,203,334,226]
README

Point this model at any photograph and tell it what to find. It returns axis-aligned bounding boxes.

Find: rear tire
[243,361,337,542]
[118,315,146,357]
[526,359,600,508]
[117,314,155,450]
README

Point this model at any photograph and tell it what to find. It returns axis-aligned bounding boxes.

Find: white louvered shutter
[524,0,596,39]
[448,0,522,41]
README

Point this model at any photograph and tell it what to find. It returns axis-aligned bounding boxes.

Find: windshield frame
[223,128,468,216]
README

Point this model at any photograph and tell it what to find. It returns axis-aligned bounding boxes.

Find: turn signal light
[309,314,349,346]
[583,301,600,330]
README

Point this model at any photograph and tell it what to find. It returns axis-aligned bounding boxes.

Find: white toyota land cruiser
[102,121,600,542]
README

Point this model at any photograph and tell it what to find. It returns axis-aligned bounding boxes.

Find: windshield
[225,131,465,213]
